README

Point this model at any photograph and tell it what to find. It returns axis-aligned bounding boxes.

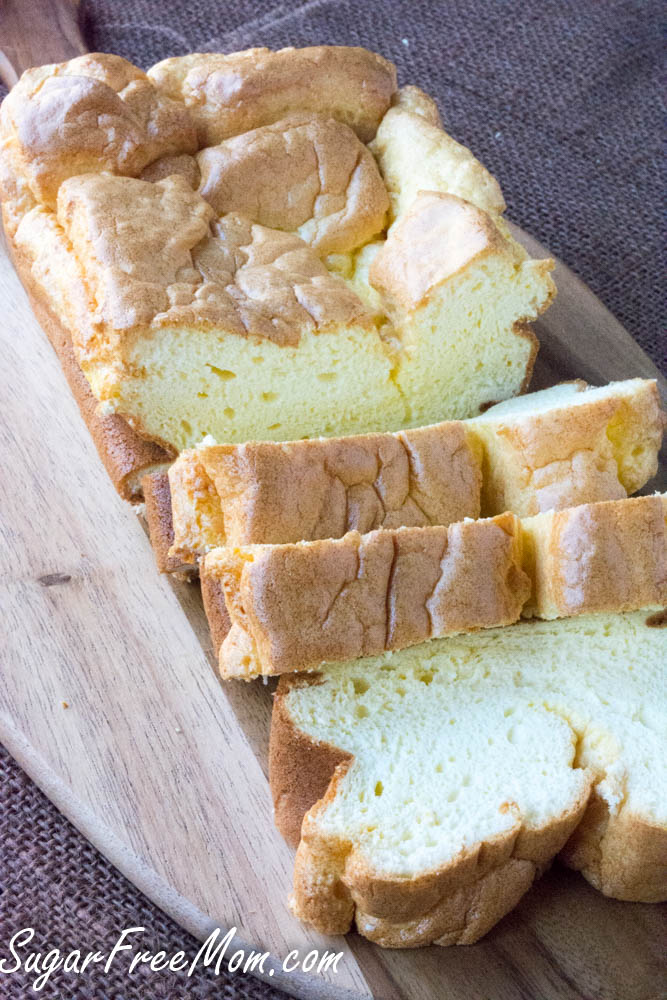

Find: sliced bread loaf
[3,48,554,460]
[204,493,666,678]
[144,378,664,571]
[271,608,667,945]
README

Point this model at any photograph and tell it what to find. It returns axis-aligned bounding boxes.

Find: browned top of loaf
[196,112,389,254]
[206,512,529,676]
[370,191,505,310]
[147,46,398,145]
[0,53,197,210]
[198,420,481,546]
[57,173,371,347]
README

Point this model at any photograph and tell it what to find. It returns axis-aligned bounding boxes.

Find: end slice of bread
[204,493,666,678]
[272,609,667,945]
[473,379,666,516]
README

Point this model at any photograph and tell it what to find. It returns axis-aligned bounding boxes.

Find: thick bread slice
[473,379,666,515]
[367,191,553,427]
[522,494,667,619]
[150,378,664,571]
[206,513,531,678]
[271,609,667,944]
[204,492,666,678]
[165,421,482,567]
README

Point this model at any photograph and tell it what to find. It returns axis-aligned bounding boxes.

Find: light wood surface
[1,227,665,1000]
[0,0,84,87]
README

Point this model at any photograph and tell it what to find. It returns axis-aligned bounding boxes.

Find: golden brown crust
[142,471,182,573]
[55,173,372,362]
[560,791,667,902]
[369,191,505,310]
[0,53,197,210]
[474,380,666,517]
[162,420,482,569]
[148,46,397,145]
[4,222,172,497]
[525,494,667,618]
[197,113,389,254]
[199,565,232,653]
[207,512,530,678]
[270,676,352,849]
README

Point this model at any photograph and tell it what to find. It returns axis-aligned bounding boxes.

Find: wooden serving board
[1,222,665,1000]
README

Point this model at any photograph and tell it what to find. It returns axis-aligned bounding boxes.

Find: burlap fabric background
[1,1,664,998]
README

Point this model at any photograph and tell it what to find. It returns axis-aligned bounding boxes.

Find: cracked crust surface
[56,174,371,355]
[206,512,530,678]
[197,113,389,254]
[204,492,667,678]
[0,53,197,214]
[524,494,667,619]
[148,46,397,145]
[271,610,667,945]
[163,421,482,568]
[2,46,559,459]
[145,378,664,573]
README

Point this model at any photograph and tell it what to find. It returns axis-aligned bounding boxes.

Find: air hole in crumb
[355,705,369,719]
[180,420,192,434]
[353,678,369,695]
[435,763,443,773]
[206,365,236,380]
[262,391,277,402]
[318,372,336,382]
[374,781,384,797]
[268,423,282,431]
[419,671,433,685]
[224,407,235,419]
[197,391,208,398]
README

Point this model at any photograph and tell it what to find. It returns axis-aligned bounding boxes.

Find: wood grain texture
[0,227,665,1000]
[0,0,84,86]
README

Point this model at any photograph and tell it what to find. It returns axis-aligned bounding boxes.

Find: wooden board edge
[0,714,371,1000]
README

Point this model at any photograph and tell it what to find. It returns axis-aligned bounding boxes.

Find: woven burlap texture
[1,1,664,999]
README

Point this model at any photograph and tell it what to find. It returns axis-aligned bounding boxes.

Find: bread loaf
[1,48,555,467]
[271,608,667,945]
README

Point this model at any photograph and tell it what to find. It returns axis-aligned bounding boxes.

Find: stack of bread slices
[1,43,665,949]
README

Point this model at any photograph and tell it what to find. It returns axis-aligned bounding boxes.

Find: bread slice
[271,608,667,945]
[370,84,506,223]
[2,48,555,462]
[208,512,531,678]
[146,378,664,570]
[204,492,666,678]
[473,379,666,516]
